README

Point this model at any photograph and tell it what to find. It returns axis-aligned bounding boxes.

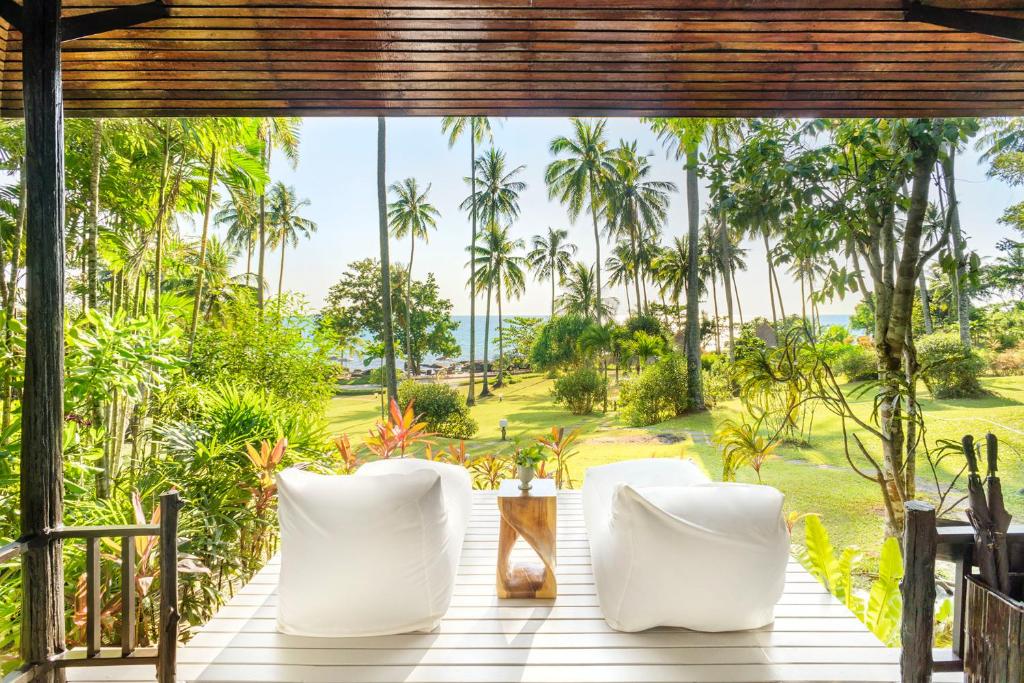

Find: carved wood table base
[496,479,557,599]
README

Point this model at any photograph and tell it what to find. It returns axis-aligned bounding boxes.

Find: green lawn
[325,373,1024,575]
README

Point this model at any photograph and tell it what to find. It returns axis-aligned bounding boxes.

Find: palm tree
[605,242,637,316]
[376,117,397,402]
[527,227,577,316]
[388,177,440,373]
[647,117,714,411]
[546,118,616,325]
[579,321,615,410]
[461,148,526,228]
[468,224,525,393]
[442,116,493,405]
[268,182,317,302]
[604,140,676,313]
[256,117,301,311]
[558,261,616,321]
[217,187,259,279]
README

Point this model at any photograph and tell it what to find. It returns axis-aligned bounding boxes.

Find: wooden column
[19,0,67,680]
[901,500,937,683]
[157,491,181,683]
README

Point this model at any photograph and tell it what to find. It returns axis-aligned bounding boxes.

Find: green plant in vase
[514,443,547,491]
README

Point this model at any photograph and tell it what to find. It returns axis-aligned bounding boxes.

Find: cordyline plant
[537,426,581,489]
[331,434,365,474]
[243,437,287,567]
[365,397,433,458]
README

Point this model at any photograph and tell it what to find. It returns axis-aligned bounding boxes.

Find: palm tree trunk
[377,117,398,403]
[467,121,478,406]
[495,279,504,388]
[405,237,416,374]
[732,266,744,325]
[711,265,721,354]
[550,270,556,318]
[799,271,807,324]
[683,146,705,410]
[258,134,270,312]
[87,120,102,311]
[919,270,934,334]
[762,232,779,328]
[189,145,217,358]
[277,240,286,303]
[480,280,493,397]
[770,253,787,319]
[942,147,971,347]
[630,232,642,313]
[246,233,253,278]
[153,123,171,318]
[717,217,735,360]
[624,282,631,317]
[588,168,603,325]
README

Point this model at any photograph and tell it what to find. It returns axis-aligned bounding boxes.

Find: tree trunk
[87,119,101,311]
[623,282,631,317]
[189,145,216,358]
[467,121,477,406]
[495,279,504,388]
[551,271,556,318]
[683,146,705,410]
[763,232,779,328]
[942,147,971,348]
[480,280,493,397]
[710,264,721,353]
[719,216,736,360]
[257,132,269,312]
[277,240,286,303]
[377,117,398,403]
[152,123,171,319]
[630,231,642,315]
[588,168,603,325]
[732,266,744,325]
[919,270,934,334]
[20,1,69,674]
[404,237,415,374]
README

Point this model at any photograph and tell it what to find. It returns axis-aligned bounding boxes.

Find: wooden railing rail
[1,490,181,683]
[900,501,1024,682]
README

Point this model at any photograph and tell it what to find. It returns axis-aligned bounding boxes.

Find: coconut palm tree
[461,148,526,229]
[468,224,525,393]
[527,227,577,316]
[388,177,440,373]
[376,117,398,402]
[267,182,317,303]
[558,261,616,321]
[442,116,493,405]
[217,187,259,279]
[604,140,676,312]
[605,242,637,316]
[545,118,616,325]
[256,117,301,311]
[647,117,714,411]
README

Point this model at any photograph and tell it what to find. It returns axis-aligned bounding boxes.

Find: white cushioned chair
[583,458,790,633]
[276,459,472,637]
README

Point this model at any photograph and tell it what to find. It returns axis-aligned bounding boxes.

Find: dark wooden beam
[0,0,21,31]
[62,2,168,42]
[906,2,1024,43]
[19,0,67,678]
[900,501,936,682]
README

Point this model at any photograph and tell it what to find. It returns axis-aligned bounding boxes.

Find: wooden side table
[496,478,557,599]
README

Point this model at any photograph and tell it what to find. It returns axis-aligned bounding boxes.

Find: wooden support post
[120,536,136,657]
[85,538,100,658]
[157,491,181,683]
[901,500,937,683]
[19,0,67,680]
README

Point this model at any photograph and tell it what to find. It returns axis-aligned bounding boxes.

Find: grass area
[325,373,1024,574]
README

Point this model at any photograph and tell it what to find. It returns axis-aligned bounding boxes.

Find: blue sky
[225,118,1019,318]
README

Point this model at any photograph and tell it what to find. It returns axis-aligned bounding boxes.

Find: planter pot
[963,575,1024,682]
[517,465,535,491]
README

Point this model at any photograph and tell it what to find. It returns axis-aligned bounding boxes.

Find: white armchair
[583,458,790,633]
[276,459,472,637]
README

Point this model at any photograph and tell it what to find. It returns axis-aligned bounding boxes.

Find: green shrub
[703,360,735,408]
[398,380,478,438]
[619,353,688,426]
[530,314,591,370]
[701,352,726,371]
[835,345,877,383]
[551,366,607,415]
[916,333,987,398]
[990,345,1024,376]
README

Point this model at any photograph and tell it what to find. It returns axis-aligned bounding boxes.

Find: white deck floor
[70,490,963,682]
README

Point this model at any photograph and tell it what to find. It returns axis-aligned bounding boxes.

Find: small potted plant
[514,444,547,491]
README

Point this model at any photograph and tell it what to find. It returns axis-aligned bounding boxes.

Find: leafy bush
[619,352,688,426]
[529,314,591,370]
[398,380,478,438]
[835,344,877,382]
[701,352,726,371]
[916,333,987,398]
[990,345,1024,376]
[551,366,607,415]
[702,357,735,407]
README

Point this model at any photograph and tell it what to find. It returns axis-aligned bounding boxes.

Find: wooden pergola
[2,1,1023,681]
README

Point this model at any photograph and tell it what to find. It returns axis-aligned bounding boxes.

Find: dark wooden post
[157,491,181,683]
[901,500,937,683]
[19,0,67,680]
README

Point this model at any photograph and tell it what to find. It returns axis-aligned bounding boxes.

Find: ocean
[345,313,855,368]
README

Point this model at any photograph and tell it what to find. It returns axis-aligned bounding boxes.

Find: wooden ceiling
[1,0,1024,117]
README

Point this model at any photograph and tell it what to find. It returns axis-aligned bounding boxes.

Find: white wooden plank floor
[69,491,964,682]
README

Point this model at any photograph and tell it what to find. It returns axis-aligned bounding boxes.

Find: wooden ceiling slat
[2,0,1023,117]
